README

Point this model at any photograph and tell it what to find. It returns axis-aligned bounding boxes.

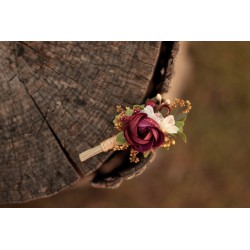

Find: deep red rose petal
[138,140,154,152]
[124,112,165,153]
[144,117,161,129]
[143,131,153,141]
[129,132,149,145]
[125,127,148,145]
[152,129,165,148]
[145,100,156,109]
[131,136,149,145]
[137,126,147,135]
[138,117,161,129]
[124,128,135,146]
[151,127,160,141]
[129,113,147,134]
[124,130,141,152]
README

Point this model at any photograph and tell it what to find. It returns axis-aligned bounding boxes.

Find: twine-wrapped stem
[79,136,117,162]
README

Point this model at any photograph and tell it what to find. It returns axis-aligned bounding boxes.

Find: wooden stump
[0,42,179,204]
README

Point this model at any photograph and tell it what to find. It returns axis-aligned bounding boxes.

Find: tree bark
[0,41,179,204]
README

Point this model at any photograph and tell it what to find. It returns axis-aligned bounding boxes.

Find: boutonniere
[79,94,191,163]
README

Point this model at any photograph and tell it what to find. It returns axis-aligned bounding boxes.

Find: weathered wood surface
[0,42,178,204]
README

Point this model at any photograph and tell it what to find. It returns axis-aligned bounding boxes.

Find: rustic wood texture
[0,42,178,204]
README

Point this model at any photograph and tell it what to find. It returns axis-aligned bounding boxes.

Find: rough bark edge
[147,41,180,97]
[1,178,80,206]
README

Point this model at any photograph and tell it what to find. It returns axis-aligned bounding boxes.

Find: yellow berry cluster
[183,100,192,114]
[170,98,192,114]
[113,144,129,151]
[116,105,123,113]
[129,149,140,163]
[161,136,176,149]
[114,105,126,131]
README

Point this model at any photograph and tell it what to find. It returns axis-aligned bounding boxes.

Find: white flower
[159,115,178,134]
[142,105,178,134]
[156,93,162,103]
[142,105,164,123]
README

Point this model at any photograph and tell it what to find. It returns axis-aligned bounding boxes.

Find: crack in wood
[14,45,83,178]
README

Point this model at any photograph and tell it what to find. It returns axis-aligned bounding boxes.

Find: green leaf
[143,151,151,158]
[178,127,183,133]
[175,121,185,129]
[116,131,127,145]
[125,108,133,116]
[174,113,187,122]
[178,131,187,143]
[133,105,144,110]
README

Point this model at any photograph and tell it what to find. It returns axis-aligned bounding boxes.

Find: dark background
[5,42,250,207]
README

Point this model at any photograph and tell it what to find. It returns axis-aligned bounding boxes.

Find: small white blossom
[156,93,162,103]
[142,105,164,123]
[160,115,178,134]
[142,105,178,134]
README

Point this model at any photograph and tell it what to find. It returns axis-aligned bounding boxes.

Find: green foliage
[175,121,185,129]
[175,119,187,143]
[143,151,151,158]
[125,108,133,116]
[133,105,145,110]
[174,113,187,122]
[178,130,187,143]
[116,131,127,145]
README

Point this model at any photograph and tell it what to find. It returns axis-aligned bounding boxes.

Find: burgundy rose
[124,113,165,153]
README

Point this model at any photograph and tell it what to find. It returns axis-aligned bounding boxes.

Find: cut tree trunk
[0,42,179,204]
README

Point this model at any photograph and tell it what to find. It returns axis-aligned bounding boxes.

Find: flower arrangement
[79,94,191,163]
[113,94,191,163]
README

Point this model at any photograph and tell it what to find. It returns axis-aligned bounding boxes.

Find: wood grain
[0,42,178,204]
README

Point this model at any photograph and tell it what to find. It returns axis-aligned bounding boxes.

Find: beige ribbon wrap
[79,136,116,162]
